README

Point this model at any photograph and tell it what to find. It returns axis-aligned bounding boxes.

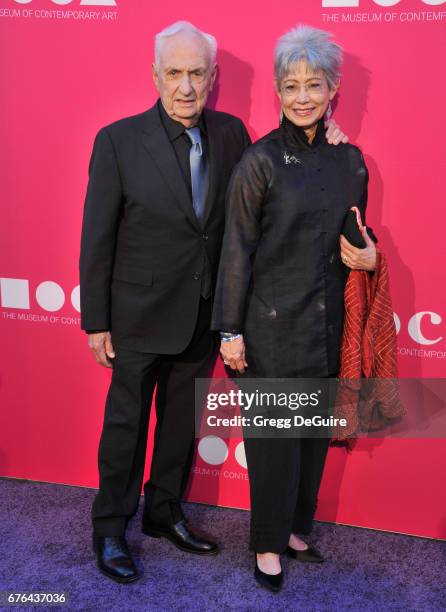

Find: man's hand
[220,337,248,374]
[88,331,115,368]
[325,117,349,145]
[340,226,377,271]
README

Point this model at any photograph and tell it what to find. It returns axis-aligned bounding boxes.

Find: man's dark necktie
[185,127,211,298]
[185,127,208,225]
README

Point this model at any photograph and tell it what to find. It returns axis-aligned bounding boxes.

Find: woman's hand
[220,336,248,374]
[340,226,377,271]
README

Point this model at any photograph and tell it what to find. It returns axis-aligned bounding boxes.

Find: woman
[211,25,377,591]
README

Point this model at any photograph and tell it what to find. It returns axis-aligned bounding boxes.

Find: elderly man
[80,21,347,583]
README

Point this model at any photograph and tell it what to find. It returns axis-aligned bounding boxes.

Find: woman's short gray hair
[155,21,217,67]
[274,25,342,91]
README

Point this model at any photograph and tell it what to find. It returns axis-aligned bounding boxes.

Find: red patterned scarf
[331,249,405,442]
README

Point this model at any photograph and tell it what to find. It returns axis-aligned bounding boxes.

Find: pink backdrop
[1,0,445,539]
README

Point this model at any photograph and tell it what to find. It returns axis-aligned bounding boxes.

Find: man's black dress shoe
[142,519,218,555]
[93,535,139,583]
[286,544,324,563]
[254,556,283,593]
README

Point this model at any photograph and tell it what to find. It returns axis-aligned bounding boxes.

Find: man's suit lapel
[202,109,223,228]
[139,104,201,232]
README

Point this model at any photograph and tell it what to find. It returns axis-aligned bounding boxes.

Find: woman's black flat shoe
[254,558,283,592]
[286,545,324,563]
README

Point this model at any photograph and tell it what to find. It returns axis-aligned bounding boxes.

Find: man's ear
[209,63,218,91]
[152,63,159,89]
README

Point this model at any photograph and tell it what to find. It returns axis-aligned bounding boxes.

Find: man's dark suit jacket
[79,101,250,354]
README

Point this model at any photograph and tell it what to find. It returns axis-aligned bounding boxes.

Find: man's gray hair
[274,25,342,91]
[154,21,217,67]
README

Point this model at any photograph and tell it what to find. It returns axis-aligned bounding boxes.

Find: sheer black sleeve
[352,148,378,244]
[211,148,271,332]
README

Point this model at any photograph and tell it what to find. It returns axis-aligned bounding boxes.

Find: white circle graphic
[393,312,401,335]
[36,281,65,312]
[234,441,247,469]
[71,285,81,312]
[198,436,228,466]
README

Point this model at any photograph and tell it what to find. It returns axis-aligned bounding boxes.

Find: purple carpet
[0,478,445,611]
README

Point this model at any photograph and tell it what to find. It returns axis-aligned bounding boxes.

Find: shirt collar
[280,113,326,150]
[157,99,207,141]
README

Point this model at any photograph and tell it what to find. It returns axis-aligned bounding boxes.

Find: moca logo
[0,278,443,346]
[323,0,444,6]
[394,311,443,346]
[13,0,116,5]
[197,436,247,469]
[0,278,80,312]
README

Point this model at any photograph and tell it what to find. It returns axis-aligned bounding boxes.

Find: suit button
[193,272,201,280]
[202,234,208,240]
[321,187,325,191]
[317,301,326,311]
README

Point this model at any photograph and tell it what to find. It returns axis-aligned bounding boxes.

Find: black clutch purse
[342,206,367,248]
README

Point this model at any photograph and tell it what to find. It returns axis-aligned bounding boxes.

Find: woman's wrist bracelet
[220,332,242,342]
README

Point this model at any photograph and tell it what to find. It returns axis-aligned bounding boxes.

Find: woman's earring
[325,102,332,121]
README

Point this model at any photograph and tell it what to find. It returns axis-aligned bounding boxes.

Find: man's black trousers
[91,297,216,536]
